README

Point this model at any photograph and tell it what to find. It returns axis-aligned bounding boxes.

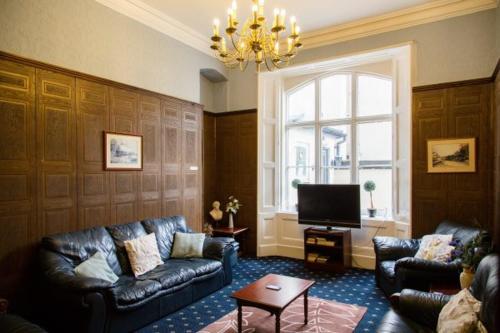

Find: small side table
[212,227,249,256]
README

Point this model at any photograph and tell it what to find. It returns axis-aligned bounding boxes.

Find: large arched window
[283,72,393,217]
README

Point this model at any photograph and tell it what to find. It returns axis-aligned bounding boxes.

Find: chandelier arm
[230,33,240,52]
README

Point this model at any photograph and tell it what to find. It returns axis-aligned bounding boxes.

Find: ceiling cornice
[300,0,498,50]
[95,0,497,57]
[95,0,213,56]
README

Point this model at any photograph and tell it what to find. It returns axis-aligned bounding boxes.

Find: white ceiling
[141,0,432,36]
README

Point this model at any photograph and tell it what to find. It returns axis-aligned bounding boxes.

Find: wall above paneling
[0,53,203,302]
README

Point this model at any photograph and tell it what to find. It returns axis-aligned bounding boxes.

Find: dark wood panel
[0,59,36,299]
[208,110,257,255]
[412,83,493,237]
[203,113,216,222]
[36,69,77,236]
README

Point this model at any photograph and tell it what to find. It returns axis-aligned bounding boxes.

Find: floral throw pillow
[124,233,164,277]
[414,234,454,262]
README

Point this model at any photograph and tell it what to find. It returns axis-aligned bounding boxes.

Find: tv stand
[304,227,351,272]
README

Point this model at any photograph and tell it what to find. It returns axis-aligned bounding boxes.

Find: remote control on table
[265,284,281,291]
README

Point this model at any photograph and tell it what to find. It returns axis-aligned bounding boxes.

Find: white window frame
[282,71,395,216]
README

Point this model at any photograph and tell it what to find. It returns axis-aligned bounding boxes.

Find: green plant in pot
[363,180,377,217]
[291,178,301,211]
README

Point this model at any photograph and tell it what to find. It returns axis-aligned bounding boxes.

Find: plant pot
[460,266,474,289]
[368,208,377,218]
[228,213,234,229]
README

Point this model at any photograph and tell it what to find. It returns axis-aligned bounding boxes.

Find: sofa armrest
[398,289,451,329]
[395,257,461,273]
[373,237,420,261]
[203,237,232,261]
[39,249,114,291]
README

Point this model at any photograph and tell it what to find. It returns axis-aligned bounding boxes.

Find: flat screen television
[298,184,361,229]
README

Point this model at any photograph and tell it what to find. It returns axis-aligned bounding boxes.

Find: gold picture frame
[427,138,476,173]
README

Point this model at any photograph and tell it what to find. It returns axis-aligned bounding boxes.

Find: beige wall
[200,76,215,111]
[228,9,498,110]
[0,0,226,103]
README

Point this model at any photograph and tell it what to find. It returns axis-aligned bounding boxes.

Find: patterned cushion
[437,288,481,333]
[414,234,454,262]
[124,233,164,277]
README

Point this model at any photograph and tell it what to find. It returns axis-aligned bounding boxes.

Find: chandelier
[210,0,302,71]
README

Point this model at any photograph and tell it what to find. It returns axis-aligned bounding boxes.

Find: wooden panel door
[36,69,77,236]
[76,79,110,229]
[138,94,162,219]
[109,88,139,224]
[0,59,36,296]
[182,103,202,232]
[162,98,183,216]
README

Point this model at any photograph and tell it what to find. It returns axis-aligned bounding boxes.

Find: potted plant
[451,230,492,289]
[291,178,301,211]
[225,196,242,228]
[363,180,377,217]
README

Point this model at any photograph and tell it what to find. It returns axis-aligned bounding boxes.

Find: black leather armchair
[376,253,498,333]
[373,220,481,296]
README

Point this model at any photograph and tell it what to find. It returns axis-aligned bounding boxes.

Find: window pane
[357,75,392,117]
[320,125,351,184]
[358,121,392,217]
[286,167,314,211]
[320,74,351,120]
[287,126,315,168]
[286,126,315,210]
[287,82,315,123]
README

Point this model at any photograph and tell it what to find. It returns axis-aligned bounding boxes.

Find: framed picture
[427,138,476,173]
[104,132,143,170]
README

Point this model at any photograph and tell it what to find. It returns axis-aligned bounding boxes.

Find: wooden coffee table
[231,274,315,332]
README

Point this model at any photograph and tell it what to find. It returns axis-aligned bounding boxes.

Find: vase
[228,213,234,229]
[460,267,474,289]
[368,208,377,218]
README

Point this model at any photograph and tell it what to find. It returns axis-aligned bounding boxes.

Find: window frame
[282,71,395,216]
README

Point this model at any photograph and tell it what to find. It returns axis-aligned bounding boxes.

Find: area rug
[198,296,367,333]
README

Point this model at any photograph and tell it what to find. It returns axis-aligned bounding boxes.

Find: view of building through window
[284,73,393,217]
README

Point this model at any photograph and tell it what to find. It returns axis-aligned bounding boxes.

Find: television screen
[298,184,361,229]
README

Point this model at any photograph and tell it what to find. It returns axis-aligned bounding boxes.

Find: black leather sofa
[373,220,481,296]
[37,216,235,333]
[376,253,498,333]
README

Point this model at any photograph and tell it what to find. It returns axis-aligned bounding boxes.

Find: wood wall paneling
[0,59,36,298]
[205,111,257,255]
[203,113,216,222]
[0,55,203,299]
[412,83,492,237]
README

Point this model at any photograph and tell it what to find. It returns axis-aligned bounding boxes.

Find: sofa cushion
[380,260,396,280]
[109,275,162,309]
[42,226,122,275]
[106,222,147,273]
[173,258,222,277]
[435,221,481,245]
[74,251,119,284]
[138,261,196,290]
[142,216,189,260]
[171,232,205,258]
[124,233,164,277]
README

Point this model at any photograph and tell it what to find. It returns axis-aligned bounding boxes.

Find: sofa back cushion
[469,254,498,333]
[42,226,122,275]
[106,222,147,273]
[435,220,481,246]
[142,216,188,260]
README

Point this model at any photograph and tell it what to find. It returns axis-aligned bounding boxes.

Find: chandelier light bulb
[232,0,237,11]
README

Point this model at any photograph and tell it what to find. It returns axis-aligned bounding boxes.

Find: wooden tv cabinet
[304,227,351,272]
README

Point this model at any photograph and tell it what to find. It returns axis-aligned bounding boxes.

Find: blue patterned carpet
[138,257,389,333]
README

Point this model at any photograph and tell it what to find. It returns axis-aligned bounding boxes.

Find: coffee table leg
[237,303,242,333]
[275,312,280,332]
[304,290,309,325]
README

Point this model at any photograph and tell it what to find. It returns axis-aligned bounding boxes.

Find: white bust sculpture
[209,201,223,222]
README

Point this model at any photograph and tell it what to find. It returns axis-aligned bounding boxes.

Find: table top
[231,274,315,310]
[212,226,249,236]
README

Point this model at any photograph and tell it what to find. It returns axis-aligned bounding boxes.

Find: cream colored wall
[228,9,498,110]
[200,76,215,111]
[0,0,226,103]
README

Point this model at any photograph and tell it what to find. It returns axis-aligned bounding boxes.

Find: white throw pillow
[414,234,454,262]
[74,251,119,283]
[170,232,206,258]
[124,233,164,277]
[437,288,481,333]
